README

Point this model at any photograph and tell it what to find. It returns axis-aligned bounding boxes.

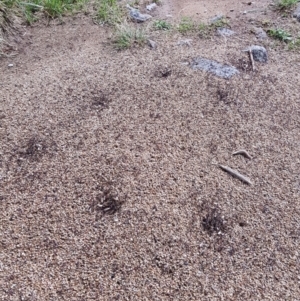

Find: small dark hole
[202,209,225,235]
[161,69,171,77]
[94,190,123,215]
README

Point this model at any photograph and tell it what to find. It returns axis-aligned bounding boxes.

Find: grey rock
[293,3,300,21]
[127,5,152,22]
[250,45,267,63]
[254,27,267,40]
[177,39,193,46]
[147,39,157,49]
[191,58,239,79]
[146,3,157,11]
[217,28,235,37]
[210,15,224,24]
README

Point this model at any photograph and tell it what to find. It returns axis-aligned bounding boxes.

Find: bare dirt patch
[1,3,300,300]
[158,0,271,21]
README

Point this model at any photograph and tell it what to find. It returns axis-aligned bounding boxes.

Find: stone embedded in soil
[254,27,267,40]
[210,15,224,24]
[250,45,267,63]
[177,39,193,46]
[127,5,152,22]
[217,28,235,37]
[191,58,239,79]
[147,39,157,49]
[293,4,300,21]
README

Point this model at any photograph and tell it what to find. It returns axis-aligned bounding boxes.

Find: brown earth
[158,0,271,21]
[1,0,300,300]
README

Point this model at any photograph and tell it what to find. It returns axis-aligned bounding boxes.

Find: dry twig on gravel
[219,165,252,185]
[248,49,255,71]
[232,149,252,159]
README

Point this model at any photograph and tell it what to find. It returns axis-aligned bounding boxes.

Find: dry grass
[0,3,300,300]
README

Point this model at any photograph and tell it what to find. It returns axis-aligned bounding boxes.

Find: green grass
[153,19,171,30]
[0,0,87,24]
[178,17,195,34]
[1,0,87,55]
[211,17,230,28]
[97,0,123,25]
[113,23,147,50]
[288,37,300,50]
[198,17,230,38]
[267,28,293,42]
[198,23,211,38]
[275,0,299,10]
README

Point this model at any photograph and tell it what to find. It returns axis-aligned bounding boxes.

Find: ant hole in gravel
[155,66,172,78]
[19,137,47,160]
[202,208,226,235]
[94,189,123,215]
[90,91,110,110]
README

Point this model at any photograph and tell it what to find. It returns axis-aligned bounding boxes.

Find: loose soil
[1,1,300,300]
[158,0,271,20]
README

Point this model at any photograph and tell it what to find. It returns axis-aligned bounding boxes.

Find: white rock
[147,39,157,49]
[146,3,157,11]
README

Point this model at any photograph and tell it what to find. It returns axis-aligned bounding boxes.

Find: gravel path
[1,9,300,300]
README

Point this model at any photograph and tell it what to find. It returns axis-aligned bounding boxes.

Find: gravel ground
[0,6,300,300]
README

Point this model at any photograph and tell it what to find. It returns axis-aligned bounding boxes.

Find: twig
[219,165,252,185]
[232,150,252,160]
[248,49,255,71]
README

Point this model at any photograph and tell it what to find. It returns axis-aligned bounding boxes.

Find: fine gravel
[0,14,300,300]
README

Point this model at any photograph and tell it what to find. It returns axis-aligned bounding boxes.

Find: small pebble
[147,39,157,49]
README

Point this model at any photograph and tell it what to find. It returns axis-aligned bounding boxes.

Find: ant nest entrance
[95,189,124,215]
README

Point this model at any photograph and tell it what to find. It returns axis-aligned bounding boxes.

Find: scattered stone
[210,15,224,24]
[146,3,157,11]
[249,45,267,63]
[254,27,267,40]
[177,39,193,46]
[147,39,157,49]
[126,4,152,22]
[293,4,300,21]
[191,58,239,79]
[8,64,14,68]
[217,28,235,37]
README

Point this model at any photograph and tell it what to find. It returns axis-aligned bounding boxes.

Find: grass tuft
[198,17,230,38]
[0,0,87,25]
[275,0,299,10]
[97,0,123,25]
[267,28,293,42]
[178,16,195,34]
[288,37,300,50]
[211,17,230,28]
[153,19,171,30]
[113,23,147,50]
